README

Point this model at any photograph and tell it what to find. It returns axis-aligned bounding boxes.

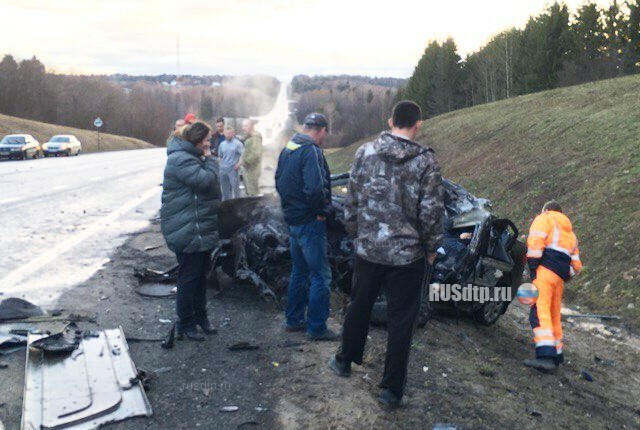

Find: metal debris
[161,323,176,349]
[22,327,152,429]
[228,342,260,351]
[135,283,177,298]
[220,406,239,412]
[30,322,82,354]
[0,298,44,321]
[0,332,28,355]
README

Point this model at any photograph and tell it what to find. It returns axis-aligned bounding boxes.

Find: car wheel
[75,149,81,156]
[473,297,509,325]
[21,151,27,160]
[370,297,388,326]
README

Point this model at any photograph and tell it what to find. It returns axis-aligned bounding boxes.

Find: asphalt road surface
[0,148,166,307]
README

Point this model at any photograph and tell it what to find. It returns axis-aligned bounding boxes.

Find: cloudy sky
[1,0,611,79]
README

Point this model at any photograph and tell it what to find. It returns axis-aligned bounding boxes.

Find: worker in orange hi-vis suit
[524,200,582,372]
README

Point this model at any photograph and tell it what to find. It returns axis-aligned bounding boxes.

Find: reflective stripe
[570,267,576,277]
[547,244,572,256]
[535,340,556,347]
[286,141,301,151]
[571,254,580,261]
[534,328,553,336]
[529,230,547,238]
[527,249,543,258]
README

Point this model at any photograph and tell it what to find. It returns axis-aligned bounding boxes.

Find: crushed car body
[209,173,525,325]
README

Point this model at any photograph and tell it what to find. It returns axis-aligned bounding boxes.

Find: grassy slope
[327,74,640,329]
[0,114,154,152]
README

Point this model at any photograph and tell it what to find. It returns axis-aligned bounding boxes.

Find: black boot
[177,328,205,341]
[523,357,558,372]
[377,389,402,409]
[328,355,351,378]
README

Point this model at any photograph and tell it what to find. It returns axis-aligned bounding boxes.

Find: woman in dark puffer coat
[161,121,221,341]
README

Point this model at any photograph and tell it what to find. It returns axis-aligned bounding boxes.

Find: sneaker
[307,328,340,341]
[523,357,558,372]
[377,389,402,409]
[328,355,351,377]
[284,323,306,333]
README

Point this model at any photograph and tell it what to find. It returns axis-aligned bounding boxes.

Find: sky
[1,0,613,79]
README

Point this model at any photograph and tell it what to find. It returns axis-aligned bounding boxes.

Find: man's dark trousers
[175,251,212,332]
[337,255,426,398]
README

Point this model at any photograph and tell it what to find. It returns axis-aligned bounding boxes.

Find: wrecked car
[209,173,525,326]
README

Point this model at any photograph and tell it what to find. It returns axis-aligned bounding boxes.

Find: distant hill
[0,113,153,152]
[326,74,640,330]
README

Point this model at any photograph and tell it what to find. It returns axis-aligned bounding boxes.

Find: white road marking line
[0,197,20,205]
[0,186,161,293]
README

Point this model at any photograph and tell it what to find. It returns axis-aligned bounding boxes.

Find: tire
[370,298,387,326]
[75,149,81,156]
[21,151,27,160]
[473,296,509,325]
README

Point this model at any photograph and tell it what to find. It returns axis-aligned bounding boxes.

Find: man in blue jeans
[275,113,339,341]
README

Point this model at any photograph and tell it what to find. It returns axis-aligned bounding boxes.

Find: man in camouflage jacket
[329,101,445,409]
[237,119,263,196]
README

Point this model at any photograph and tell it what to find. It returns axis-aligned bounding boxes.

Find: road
[254,81,295,191]
[0,148,166,307]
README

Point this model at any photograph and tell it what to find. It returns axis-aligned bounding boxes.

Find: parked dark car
[209,173,525,327]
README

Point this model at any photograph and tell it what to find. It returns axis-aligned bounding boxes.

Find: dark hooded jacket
[160,137,221,253]
[275,133,331,226]
[344,131,445,266]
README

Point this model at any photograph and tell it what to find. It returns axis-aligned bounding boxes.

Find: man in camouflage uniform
[237,119,263,196]
[329,100,445,409]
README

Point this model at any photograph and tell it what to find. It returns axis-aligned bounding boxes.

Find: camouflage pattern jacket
[344,131,445,266]
[240,131,263,169]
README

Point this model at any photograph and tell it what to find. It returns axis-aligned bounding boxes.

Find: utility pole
[176,35,181,83]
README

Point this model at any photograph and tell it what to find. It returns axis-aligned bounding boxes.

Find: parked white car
[43,135,82,157]
[0,134,41,160]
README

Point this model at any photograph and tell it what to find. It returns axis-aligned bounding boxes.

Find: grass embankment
[327,74,640,329]
[0,113,153,152]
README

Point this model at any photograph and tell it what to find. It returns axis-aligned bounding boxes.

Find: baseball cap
[184,113,196,124]
[303,113,328,128]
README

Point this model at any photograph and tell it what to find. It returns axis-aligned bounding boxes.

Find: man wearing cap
[275,113,338,341]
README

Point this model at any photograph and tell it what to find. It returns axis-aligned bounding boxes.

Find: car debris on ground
[22,326,152,429]
[0,298,44,321]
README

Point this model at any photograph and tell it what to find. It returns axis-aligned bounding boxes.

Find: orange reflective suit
[526,210,582,362]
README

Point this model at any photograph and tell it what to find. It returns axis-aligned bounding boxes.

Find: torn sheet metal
[22,327,152,429]
[0,332,28,355]
[0,298,44,321]
[134,282,176,298]
[30,323,82,354]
